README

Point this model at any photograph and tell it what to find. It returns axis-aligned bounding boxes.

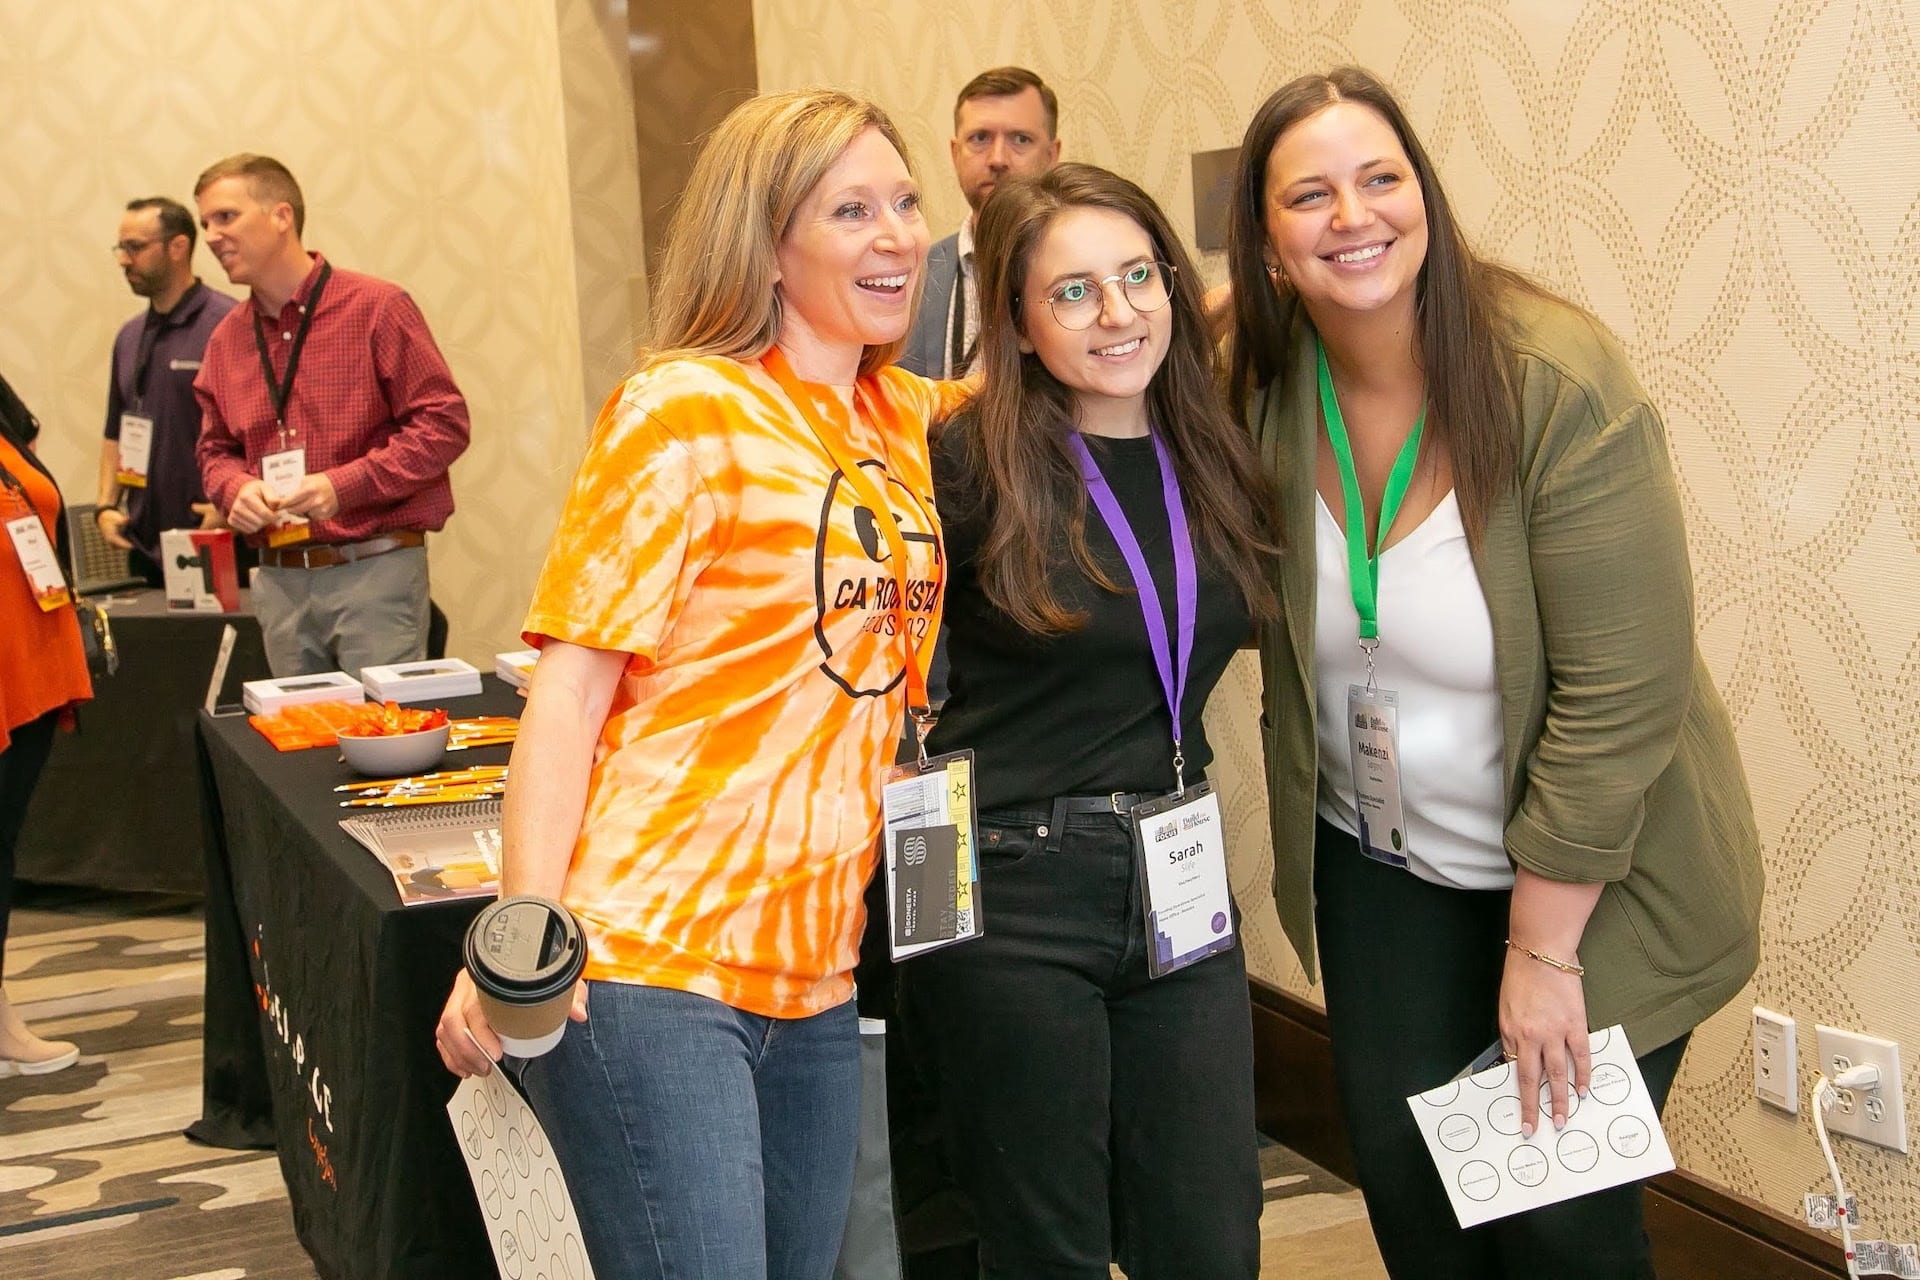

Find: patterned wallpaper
[757,0,1920,1241]
[0,0,642,668]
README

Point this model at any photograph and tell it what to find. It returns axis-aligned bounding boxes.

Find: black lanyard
[251,262,332,434]
[947,265,970,377]
[131,282,200,410]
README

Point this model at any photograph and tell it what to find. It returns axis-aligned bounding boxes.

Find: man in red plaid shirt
[192,153,470,677]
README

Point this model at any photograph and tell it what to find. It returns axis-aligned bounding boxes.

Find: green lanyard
[1316,335,1426,646]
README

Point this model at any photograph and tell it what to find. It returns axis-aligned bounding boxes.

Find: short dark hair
[953,66,1058,136]
[125,196,196,252]
[194,153,306,236]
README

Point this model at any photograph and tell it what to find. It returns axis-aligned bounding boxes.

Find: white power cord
[1814,1064,1884,1279]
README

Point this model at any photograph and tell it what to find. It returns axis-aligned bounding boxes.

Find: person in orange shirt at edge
[435,90,969,1280]
[0,372,94,1078]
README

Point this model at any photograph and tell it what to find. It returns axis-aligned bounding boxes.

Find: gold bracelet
[1506,938,1585,976]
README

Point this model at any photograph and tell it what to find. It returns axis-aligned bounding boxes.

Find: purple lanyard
[1066,430,1198,793]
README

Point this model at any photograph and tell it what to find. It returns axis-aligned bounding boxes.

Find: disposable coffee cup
[464,895,586,1058]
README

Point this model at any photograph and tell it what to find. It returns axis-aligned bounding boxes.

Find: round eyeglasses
[110,238,161,257]
[1031,261,1176,331]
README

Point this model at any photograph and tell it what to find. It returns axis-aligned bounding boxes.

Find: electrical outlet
[1816,1025,1908,1153]
[1754,1006,1798,1112]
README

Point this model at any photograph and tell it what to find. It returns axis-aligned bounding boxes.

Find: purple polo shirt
[103,281,238,562]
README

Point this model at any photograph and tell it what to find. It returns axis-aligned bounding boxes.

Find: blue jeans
[517,981,862,1279]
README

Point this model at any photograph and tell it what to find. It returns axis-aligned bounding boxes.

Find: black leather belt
[1042,792,1149,852]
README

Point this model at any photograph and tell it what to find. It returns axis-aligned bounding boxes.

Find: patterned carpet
[0,889,1382,1280]
[0,890,314,1280]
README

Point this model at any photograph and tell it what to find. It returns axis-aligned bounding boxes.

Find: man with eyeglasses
[98,197,237,584]
[899,66,1061,380]
[192,153,470,678]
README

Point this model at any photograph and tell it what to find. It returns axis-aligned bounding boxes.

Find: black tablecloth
[191,681,520,1279]
[17,588,269,894]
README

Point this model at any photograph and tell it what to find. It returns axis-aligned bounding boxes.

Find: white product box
[359,658,483,704]
[242,671,365,716]
[494,649,538,690]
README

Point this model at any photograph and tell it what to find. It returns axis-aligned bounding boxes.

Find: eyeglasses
[110,238,161,257]
[1030,261,1175,331]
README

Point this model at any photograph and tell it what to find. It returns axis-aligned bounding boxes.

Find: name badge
[261,447,310,545]
[6,513,71,610]
[169,358,202,372]
[1346,683,1409,867]
[1131,781,1236,977]
[881,748,982,960]
[117,413,154,487]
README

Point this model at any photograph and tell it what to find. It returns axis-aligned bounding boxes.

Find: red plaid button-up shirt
[195,253,470,544]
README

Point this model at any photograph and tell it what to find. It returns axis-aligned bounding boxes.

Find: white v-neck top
[1313,490,1513,890]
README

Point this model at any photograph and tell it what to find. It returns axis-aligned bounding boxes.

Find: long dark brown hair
[957,162,1278,636]
[1225,66,1549,542]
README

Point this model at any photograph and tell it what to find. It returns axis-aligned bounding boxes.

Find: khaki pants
[252,545,429,679]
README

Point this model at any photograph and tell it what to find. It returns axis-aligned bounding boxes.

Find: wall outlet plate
[1754,1006,1798,1113]
[1816,1024,1908,1153]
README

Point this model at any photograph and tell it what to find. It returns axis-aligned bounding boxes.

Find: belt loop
[1044,798,1067,855]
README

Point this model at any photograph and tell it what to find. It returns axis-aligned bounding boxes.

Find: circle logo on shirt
[813,459,940,698]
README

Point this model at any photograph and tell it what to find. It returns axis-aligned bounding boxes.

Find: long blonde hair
[645,90,919,378]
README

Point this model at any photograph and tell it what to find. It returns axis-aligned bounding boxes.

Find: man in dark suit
[899,67,1061,378]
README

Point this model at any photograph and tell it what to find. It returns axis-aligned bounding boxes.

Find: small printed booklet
[339,798,503,906]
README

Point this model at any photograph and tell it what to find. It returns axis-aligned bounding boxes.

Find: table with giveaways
[17,588,270,894]
[191,678,521,1279]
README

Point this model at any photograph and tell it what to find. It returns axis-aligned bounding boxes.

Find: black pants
[901,805,1261,1280]
[0,710,60,981]
[1314,818,1689,1279]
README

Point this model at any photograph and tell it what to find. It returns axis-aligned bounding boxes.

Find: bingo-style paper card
[447,1067,596,1279]
[1406,1025,1675,1228]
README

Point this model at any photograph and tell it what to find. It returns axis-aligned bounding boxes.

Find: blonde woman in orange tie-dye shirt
[435,92,967,1279]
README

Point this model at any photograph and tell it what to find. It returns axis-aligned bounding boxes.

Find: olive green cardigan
[1250,293,1764,1053]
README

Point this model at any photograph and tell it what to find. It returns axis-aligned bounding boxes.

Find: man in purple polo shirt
[98,196,237,584]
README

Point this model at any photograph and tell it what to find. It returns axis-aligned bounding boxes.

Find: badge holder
[262,444,311,546]
[1346,640,1410,867]
[117,412,154,488]
[1129,778,1236,979]
[882,744,981,961]
[6,507,72,611]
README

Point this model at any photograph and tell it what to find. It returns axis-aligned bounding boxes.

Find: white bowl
[337,722,450,777]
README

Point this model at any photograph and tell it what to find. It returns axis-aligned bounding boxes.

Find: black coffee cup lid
[464,896,586,1004]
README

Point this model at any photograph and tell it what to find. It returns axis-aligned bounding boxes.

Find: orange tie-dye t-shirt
[523,352,965,1018]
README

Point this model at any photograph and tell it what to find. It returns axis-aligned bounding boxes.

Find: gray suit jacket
[900,233,961,377]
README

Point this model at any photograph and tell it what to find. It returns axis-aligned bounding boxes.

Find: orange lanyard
[760,346,943,730]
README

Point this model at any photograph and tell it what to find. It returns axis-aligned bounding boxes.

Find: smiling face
[196,175,294,289]
[1018,205,1172,434]
[1262,101,1428,326]
[774,126,930,379]
[950,87,1059,215]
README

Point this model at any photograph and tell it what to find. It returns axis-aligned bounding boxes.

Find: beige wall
[758,0,1920,1241]
[0,0,644,666]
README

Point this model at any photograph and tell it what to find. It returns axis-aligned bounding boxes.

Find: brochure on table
[1407,1025,1674,1228]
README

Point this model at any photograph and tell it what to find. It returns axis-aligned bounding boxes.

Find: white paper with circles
[448,1068,596,1280]
[1406,1025,1674,1227]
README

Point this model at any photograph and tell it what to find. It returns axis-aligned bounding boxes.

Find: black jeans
[0,709,60,980]
[1314,817,1689,1279]
[901,805,1261,1280]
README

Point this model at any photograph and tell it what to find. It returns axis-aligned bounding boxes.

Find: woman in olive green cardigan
[1224,68,1763,1278]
